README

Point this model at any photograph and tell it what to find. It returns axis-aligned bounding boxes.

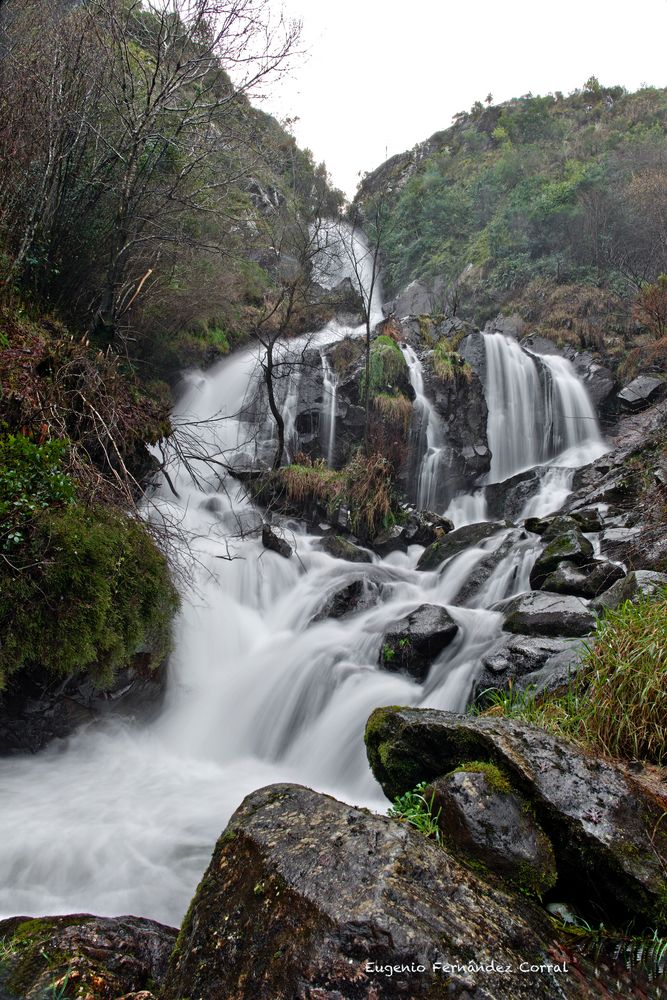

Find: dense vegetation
[356,79,667,365]
[0,0,340,700]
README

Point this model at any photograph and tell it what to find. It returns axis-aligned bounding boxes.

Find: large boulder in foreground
[162,783,578,1000]
[365,708,667,929]
[0,914,176,1000]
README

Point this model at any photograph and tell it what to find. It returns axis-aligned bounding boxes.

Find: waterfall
[445,333,607,524]
[320,350,338,466]
[403,345,447,510]
[484,332,605,483]
[0,256,606,929]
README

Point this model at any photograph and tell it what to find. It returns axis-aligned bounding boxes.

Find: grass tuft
[474,591,667,765]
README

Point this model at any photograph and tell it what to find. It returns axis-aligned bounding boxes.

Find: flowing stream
[0,231,607,927]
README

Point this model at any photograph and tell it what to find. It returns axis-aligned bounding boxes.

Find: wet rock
[590,569,667,614]
[0,914,176,1000]
[570,508,604,532]
[599,526,643,564]
[379,604,458,681]
[417,521,501,570]
[386,278,433,317]
[365,708,667,927]
[570,354,617,411]
[370,524,407,556]
[261,523,292,559]
[426,769,557,895]
[452,528,528,605]
[161,782,570,1000]
[541,559,625,598]
[0,654,167,756]
[483,466,545,521]
[417,358,491,501]
[617,374,665,412]
[400,509,453,547]
[313,579,379,621]
[529,529,594,588]
[516,645,587,697]
[541,515,582,542]
[317,534,372,563]
[473,635,583,701]
[494,591,596,637]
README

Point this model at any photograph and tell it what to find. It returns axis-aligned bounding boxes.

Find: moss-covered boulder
[161,783,576,1000]
[0,504,179,752]
[416,521,501,571]
[317,534,373,563]
[529,529,594,589]
[0,914,176,1000]
[365,708,667,930]
[426,766,558,897]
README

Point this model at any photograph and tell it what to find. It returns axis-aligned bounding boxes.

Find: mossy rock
[0,914,176,999]
[365,707,667,930]
[426,768,558,897]
[0,504,179,694]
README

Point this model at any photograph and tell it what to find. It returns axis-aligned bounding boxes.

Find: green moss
[450,760,513,795]
[360,335,407,399]
[0,504,179,692]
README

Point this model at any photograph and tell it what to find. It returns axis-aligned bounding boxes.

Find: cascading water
[445,332,607,524]
[0,238,606,929]
[403,345,448,510]
[319,350,338,466]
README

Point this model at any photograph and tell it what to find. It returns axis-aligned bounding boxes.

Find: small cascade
[445,333,607,525]
[403,345,447,510]
[320,351,338,466]
[484,332,605,483]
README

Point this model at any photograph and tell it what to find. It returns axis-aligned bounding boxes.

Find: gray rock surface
[380,604,459,681]
[617,374,665,412]
[590,569,667,613]
[494,591,596,637]
[473,635,583,701]
[161,783,578,1000]
[540,559,625,598]
[365,708,667,928]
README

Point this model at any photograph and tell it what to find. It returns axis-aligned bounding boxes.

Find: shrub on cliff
[0,503,179,693]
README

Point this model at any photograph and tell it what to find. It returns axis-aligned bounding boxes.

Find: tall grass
[278,451,397,538]
[476,592,667,765]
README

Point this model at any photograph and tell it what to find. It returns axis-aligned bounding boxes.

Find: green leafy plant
[382,643,396,662]
[388,781,442,842]
[0,434,76,550]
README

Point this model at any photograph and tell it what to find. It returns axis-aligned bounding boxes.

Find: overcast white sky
[260,0,667,199]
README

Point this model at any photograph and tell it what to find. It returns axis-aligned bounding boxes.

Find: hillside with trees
[355,79,666,373]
